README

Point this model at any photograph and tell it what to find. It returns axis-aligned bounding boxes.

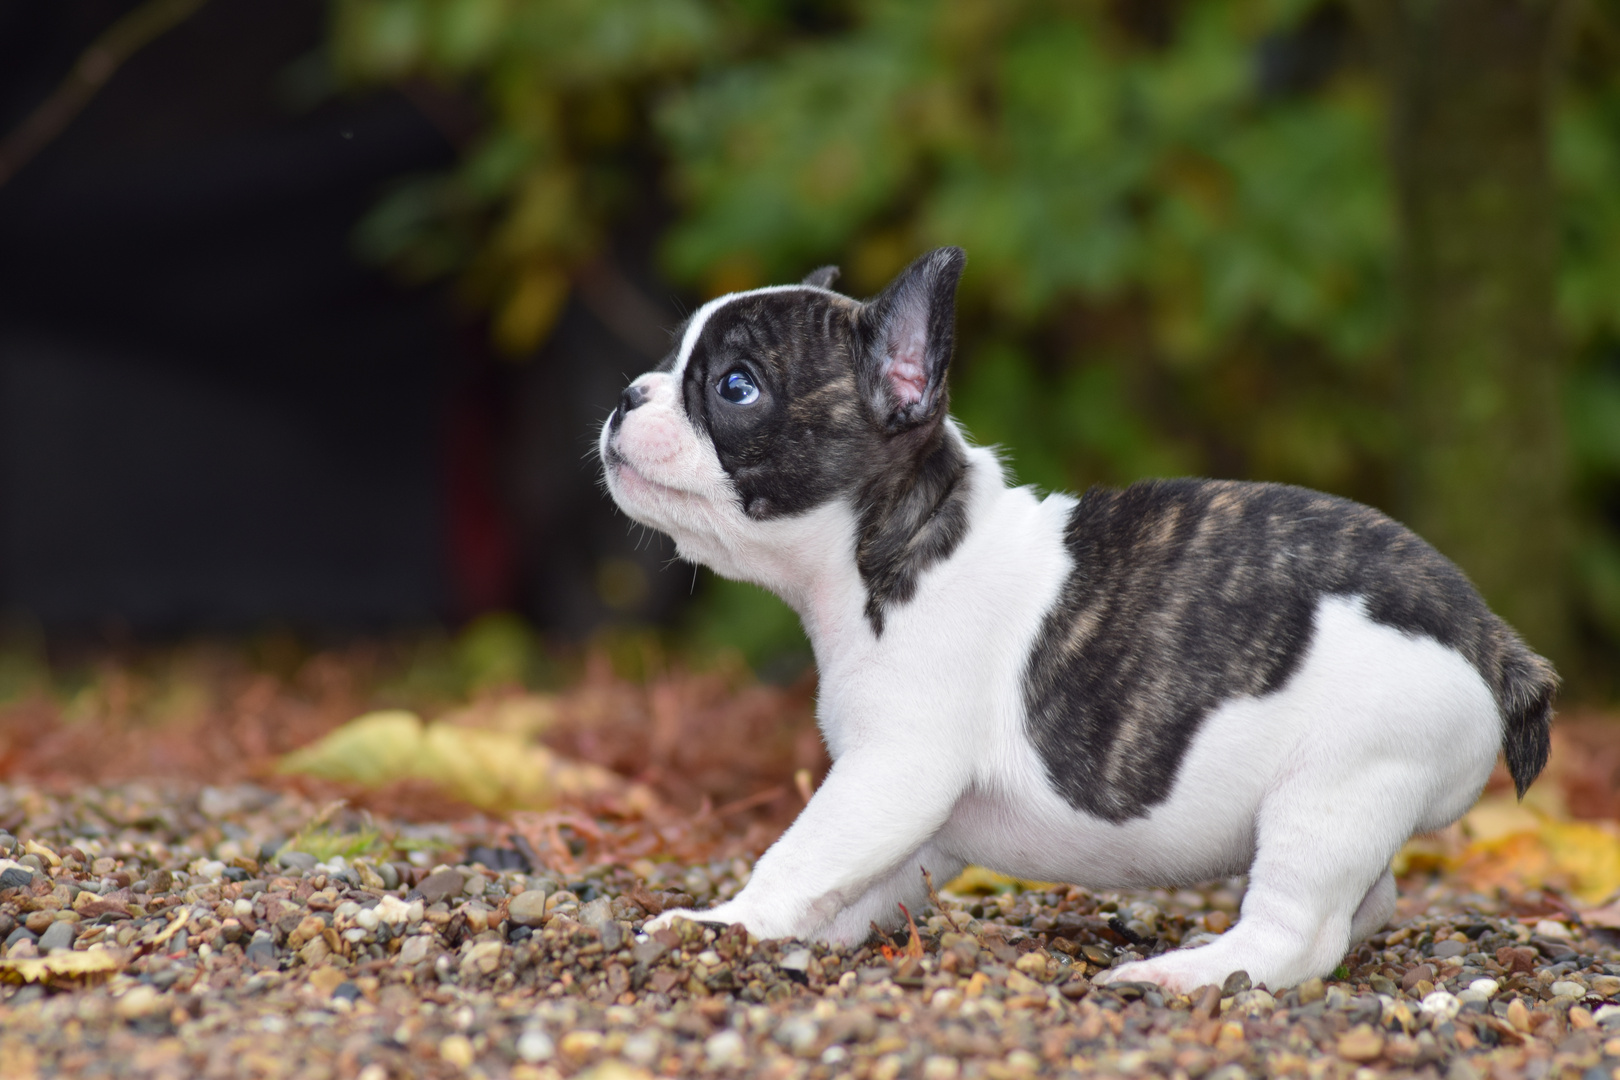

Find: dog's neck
[691,422,980,661]
[853,420,973,635]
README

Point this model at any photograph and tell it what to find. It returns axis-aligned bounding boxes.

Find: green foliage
[453,611,543,690]
[327,0,1620,679]
[682,574,809,678]
[660,1,1392,357]
[333,0,720,352]
[0,620,48,706]
[280,825,385,863]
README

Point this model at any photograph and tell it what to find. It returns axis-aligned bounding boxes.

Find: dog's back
[1022,478,1556,822]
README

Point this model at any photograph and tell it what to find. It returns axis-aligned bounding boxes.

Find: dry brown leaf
[1583,900,1620,929]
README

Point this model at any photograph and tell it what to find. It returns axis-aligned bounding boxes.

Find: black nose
[612,384,649,429]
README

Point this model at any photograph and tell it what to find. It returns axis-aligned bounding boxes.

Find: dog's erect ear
[802,265,841,289]
[856,247,965,434]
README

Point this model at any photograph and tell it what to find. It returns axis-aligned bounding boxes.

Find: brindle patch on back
[1025,479,1556,822]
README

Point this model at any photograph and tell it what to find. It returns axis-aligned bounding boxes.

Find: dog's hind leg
[1098,758,1414,992]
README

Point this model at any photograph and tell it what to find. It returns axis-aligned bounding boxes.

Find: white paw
[1095,949,1240,995]
[643,903,753,936]
[642,907,716,934]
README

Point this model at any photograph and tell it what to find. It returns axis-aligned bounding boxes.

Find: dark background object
[0,0,683,637]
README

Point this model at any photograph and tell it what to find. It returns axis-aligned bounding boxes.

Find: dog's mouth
[605,449,697,503]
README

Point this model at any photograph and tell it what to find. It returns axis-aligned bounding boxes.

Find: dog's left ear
[802,265,840,289]
[856,247,966,434]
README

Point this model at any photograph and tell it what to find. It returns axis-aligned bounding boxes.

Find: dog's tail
[1488,629,1558,799]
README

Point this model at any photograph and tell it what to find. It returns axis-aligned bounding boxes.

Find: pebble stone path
[1,781,1618,1080]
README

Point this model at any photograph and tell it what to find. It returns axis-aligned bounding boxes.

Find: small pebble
[414,869,465,906]
[438,1035,473,1069]
[37,920,75,953]
[507,890,549,928]
[115,986,162,1019]
[1420,991,1462,1021]
[622,1029,662,1066]
[516,1029,554,1063]
[398,935,431,966]
[1337,1025,1385,1062]
[704,1030,746,1069]
[578,895,614,931]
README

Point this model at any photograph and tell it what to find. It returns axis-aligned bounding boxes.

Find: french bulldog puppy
[597,247,1556,992]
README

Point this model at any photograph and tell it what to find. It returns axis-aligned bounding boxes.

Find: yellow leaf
[278,709,620,812]
[1540,819,1620,905]
[0,946,124,984]
[280,710,425,788]
[943,866,1059,896]
[150,908,190,949]
[1432,794,1620,904]
[1460,797,1542,843]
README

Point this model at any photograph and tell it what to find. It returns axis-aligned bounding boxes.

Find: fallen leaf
[278,709,624,812]
[0,945,124,984]
[1462,798,1544,844]
[1402,793,1620,905]
[943,866,1059,896]
[1539,819,1620,903]
[897,902,924,961]
[1583,900,1620,929]
[148,908,190,950]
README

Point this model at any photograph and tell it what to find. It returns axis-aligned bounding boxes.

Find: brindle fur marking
[1025,479,1557,823]
[678,252,971,634]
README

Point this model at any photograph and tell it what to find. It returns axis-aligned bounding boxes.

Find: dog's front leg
[644,749,964,942]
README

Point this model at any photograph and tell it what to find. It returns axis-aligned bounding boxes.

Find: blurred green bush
[327,0,1620,690]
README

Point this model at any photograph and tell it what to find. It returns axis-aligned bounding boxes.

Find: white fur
[601,309,1504,992]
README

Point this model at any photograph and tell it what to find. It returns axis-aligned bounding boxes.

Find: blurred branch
[0,0,213,188]
[396,78,482,151]
[574,255,678,359]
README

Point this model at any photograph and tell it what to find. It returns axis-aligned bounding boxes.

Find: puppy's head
[599,247,967,581]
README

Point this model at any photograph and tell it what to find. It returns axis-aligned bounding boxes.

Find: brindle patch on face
[1024,479,1557,823]
[676,280,971,634]
[681,290,869,519]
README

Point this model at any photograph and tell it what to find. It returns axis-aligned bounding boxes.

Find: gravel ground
[1,781,1618,1080]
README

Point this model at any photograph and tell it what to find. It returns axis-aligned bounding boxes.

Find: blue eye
[718,369,760,405]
